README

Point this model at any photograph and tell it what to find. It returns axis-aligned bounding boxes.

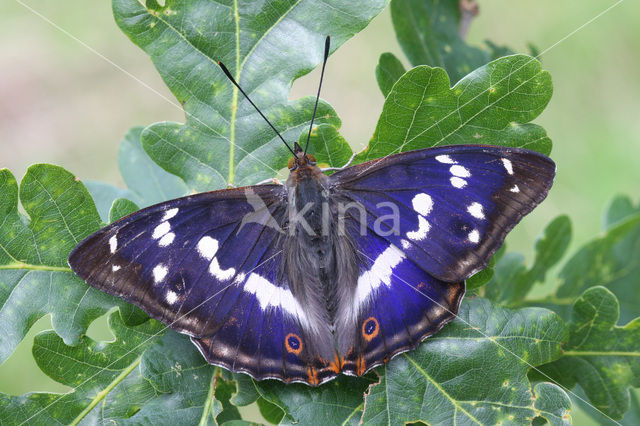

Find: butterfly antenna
[217,61,296,157]
[304,35,331,156]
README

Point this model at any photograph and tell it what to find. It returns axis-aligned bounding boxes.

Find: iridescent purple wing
[68,185,334,384]
[330,145,554,374]
[330,145,555,282]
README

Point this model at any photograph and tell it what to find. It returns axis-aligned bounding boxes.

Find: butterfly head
[288,142,317,170]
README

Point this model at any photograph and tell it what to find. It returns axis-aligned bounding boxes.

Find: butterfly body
[69,144,555,385]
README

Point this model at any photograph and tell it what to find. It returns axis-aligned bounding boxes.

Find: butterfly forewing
[330,145,555,282]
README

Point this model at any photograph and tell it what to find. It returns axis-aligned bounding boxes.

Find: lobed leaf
[0,165,138,365]
[375,52,406,97]
[361,297,570,425]
[118,126,189,207]
[109,198,140,223]
[298,123,353,170]
[539,287,640,420]
[486,216,572,305]
[113,0,387,191]
[357,55,553,164]
[84,181,137,223]
[389,0,513,85]
[0,313,229,425]
[0,312,165,424]
[556,204,640,323]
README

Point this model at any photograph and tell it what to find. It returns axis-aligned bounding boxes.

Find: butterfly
[69,36,555,386]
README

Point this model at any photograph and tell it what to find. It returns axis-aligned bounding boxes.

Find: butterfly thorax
[284,160,359,354]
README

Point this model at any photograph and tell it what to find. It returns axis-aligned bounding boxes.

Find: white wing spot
[468,229,480,243]
[209,258,235,281]
[407,216,430,241]
[166,290,178,304]
[162,208,179,221]
[467,202,485,219]
[243,273,306,322]
[153,264,168,283]
[197,236,219,260]
[159,232,175,247]
[502,158,514,175]
[109,235,118,253]
[401,239,411,250]
[412,193,433,216]
[112,265,121,272]
[450,177,467,188]
[450,165,471,178]
[435,154,456,164]
[152,221,171,239]
[356,244,406,305]
[510,184,520,193]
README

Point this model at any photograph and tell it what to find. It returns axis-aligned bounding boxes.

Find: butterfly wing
[335,227,464,376]
[330,145,555,282]
[69,185,336,384]
[329,145,554,375]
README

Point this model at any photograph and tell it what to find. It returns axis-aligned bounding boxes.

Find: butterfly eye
[285,333,303,355]
[288,157,296,169]
[306,154,316,163]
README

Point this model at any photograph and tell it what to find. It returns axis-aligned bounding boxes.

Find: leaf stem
[341,402,363,426]
[199,368,219,426]
[69,355,142,425]
[0,263,71,272]
[227,0,241,185]
[563,350,640,357]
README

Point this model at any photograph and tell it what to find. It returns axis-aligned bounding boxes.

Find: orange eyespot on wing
[285,333,303,355]
[362,317,379,341]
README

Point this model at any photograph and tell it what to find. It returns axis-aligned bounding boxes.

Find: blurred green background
[1,0,638,424]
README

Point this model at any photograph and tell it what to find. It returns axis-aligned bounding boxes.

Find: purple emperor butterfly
[69,37,555,386]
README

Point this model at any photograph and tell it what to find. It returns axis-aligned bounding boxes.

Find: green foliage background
[0,0,639,424]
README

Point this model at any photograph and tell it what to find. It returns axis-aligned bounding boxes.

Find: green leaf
[257,397,284,424]
[487,216,572,305]
[539,287,640,420]
[390,0,513,84]
[230,374,261,407]
[465,255,495,291]
[118,126,189,207]
[84,180,137,223]
[255,375,374,425]
[108,198,140,223]
[361,297,571,425]
[375,52,406,97]
[0,314,227,424]
[113,0,387,190]
[604,195,640,229]
[0,312,166,424]
[556,211,640,323]
[0,166,133,364]
[356,55,553,164]
[299,123,353,170]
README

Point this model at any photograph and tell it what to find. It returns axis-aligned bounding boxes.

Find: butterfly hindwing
[330,145,555,282]
[337,228,464,376]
